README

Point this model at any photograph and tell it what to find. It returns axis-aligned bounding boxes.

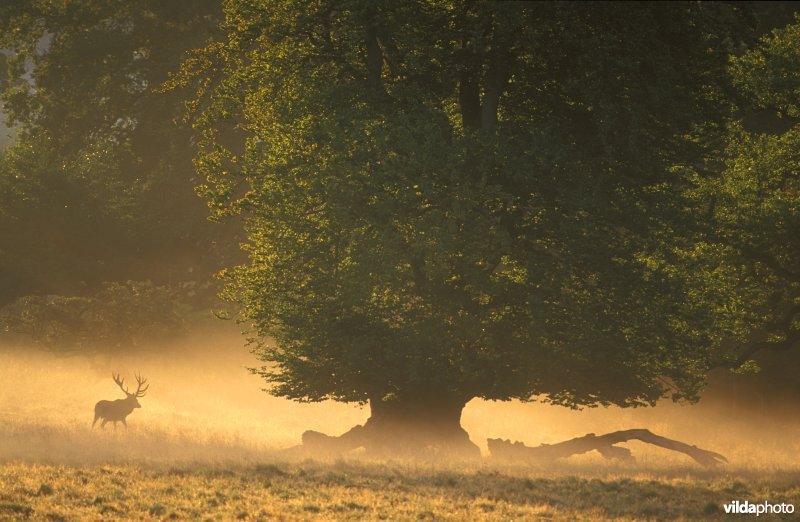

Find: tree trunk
[301,394,480,458]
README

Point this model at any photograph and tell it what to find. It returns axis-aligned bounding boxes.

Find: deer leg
[122,418,127,429]
[92,415,98,428]
[101,419,108,429]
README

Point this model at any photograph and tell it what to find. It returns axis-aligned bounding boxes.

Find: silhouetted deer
[92,373,149,429]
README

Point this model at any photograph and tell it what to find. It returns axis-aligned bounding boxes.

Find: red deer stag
[92,373,149,429]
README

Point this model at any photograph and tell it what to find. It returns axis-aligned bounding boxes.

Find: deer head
[113,372,149,407]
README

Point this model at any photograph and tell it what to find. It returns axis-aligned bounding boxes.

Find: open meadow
[1,327,799,520]
[2,459,800,521]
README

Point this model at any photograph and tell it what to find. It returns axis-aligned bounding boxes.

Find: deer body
[93,396,140,428]
[92,373,148,429]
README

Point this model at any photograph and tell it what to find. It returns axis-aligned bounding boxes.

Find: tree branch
[375,26,401,79]
[733,329,800,368]
[479,57,511,133]
[365,23,384,92]
[459,73,481,130]
[488,429,727,467]
[730,302,800,368]
[740,246,800,283]
[478,6,516,134]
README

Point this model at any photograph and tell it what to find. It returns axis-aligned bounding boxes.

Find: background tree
[682,19,800,373]
[0,0,232,309]
[177,1,752,455]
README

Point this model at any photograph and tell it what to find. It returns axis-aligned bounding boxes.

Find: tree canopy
[174,0,760,418]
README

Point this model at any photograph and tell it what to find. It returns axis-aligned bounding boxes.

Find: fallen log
[488,428,727,467]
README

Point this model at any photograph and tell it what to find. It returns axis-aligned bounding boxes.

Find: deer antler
[134,373,149,397]
[112,373,132,396]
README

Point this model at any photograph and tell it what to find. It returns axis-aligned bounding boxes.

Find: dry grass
[1,459,799,521]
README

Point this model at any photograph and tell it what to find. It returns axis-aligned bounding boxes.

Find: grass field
[1,458,799,521]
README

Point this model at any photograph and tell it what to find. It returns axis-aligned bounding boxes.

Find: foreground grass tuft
[0,461,798,521]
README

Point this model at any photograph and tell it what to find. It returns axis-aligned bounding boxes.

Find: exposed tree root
[301,425,368,454]
[294,426,726,467]
[298,423,481,458]
[488,428,728,467]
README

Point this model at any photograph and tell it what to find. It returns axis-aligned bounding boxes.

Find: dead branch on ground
[488,428,727,467]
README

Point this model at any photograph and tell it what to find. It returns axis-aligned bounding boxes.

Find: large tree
[175,1,753,455]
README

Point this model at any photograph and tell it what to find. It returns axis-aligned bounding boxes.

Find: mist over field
[0,325,362,464]
[2,324,797,472]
